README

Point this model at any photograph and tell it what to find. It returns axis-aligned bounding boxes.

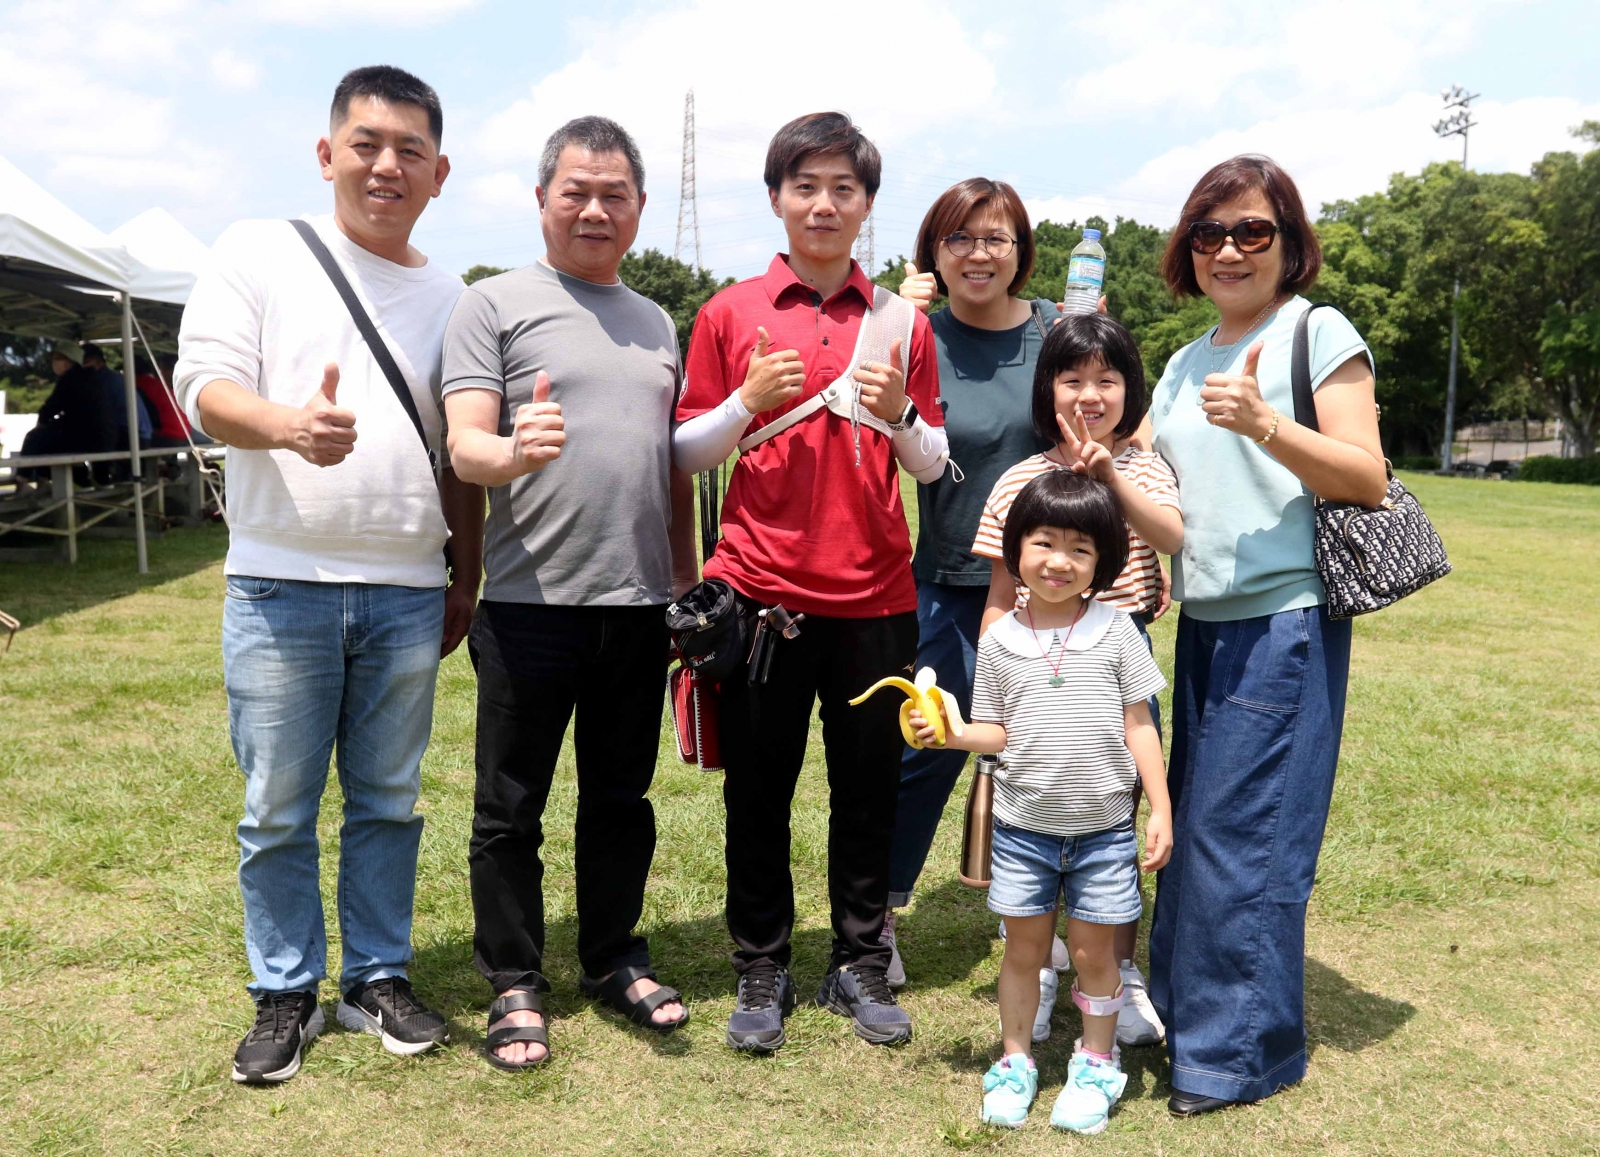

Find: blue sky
[3,0,1597,282]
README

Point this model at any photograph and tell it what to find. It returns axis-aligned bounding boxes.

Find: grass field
[1,473,1598,1156]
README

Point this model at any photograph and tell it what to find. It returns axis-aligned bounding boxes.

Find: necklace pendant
[1048,675,1065,687]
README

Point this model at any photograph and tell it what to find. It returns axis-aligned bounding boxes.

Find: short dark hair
[1001,471,1129,595]
[1161,154,1320,298]
[914,178,1035,297]
[1031,313,1148,443]
[539,115,644,193]
[331,65,443,147]
[764,112,881,196]
[82,344,106,364]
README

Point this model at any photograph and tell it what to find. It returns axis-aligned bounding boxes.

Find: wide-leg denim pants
[1148,605,1351,1103]
[223,576,444,997]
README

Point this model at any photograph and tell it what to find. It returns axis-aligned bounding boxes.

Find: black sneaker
[337,977,449,1055]
[233,991,324,1084]
[725,962,795,1053]
[817,964,912,1045]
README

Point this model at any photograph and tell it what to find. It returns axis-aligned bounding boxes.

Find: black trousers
[467,600,669,994]
[719,600,919,976]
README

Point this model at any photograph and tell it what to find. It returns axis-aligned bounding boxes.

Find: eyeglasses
[942,231,1016,259]
[1187,218,1279,255]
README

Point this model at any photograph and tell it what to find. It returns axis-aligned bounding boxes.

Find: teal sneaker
[980,1053,1038,1128]
[1050,1049,1128,1134]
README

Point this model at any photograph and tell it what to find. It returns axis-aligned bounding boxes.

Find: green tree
[463,264,509,285]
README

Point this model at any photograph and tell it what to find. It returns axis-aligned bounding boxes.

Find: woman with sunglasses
[883,181,1170,1047]
[1142,155,1387,1117]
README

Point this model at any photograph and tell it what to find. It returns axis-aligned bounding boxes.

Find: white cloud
[247,0,484,26]
[1113,93,1600,224]
[468,171,538,211]
[1061,0,1498,122]
[474,0,999,186]
[209,47,263,90]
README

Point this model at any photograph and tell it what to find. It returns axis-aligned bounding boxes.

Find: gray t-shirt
[440,260,681,606]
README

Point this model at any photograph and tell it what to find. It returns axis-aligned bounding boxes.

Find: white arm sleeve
[672,389,752,473]
[892,418,950,483]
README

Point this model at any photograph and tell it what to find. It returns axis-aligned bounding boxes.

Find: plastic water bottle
[1061,228,1106,315]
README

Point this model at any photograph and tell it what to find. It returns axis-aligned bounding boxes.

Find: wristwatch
[887,400,919,434]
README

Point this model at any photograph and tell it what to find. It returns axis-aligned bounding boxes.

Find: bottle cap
[1082,228,1102,242]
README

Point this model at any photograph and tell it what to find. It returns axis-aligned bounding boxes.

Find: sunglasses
[1188,218,1279,255]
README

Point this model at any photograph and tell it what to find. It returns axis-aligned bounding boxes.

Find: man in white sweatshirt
[176,65,483,1085]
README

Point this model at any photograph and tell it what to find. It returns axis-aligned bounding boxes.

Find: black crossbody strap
[289,219,436,473]
[1290,301,1338,435]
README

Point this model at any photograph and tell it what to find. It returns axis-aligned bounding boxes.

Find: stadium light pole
[1433,83,1479,471]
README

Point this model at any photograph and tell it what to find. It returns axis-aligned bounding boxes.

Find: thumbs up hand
[510,370,565,475]
[290,362,358,466]
[853,337,908,423]
[1200,339,1274,440]
[898,261,938,313]
[737,326,806,414]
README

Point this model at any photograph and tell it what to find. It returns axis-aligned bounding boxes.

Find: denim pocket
[1222,610,1309,714]
[225,576,282,601]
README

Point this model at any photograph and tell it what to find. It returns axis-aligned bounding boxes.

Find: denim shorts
[987,819,1143,924]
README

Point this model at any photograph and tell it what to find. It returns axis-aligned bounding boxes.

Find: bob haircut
[1031,313,1148,443]
[1001,470,1129,596]
[913,178,1035,296]
[764,112,882,196]
[1160,154,1321,298]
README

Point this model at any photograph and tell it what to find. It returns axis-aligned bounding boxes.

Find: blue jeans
[223,577,444,996]
[887,583,1162,906]
[887,581,987,906]
[1148,606,1351,1103]
[987,820,1143,923]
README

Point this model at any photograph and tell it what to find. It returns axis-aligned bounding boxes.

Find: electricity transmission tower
[1432,83,1480,471]
[674,89,701,270]
[854,213,875,275]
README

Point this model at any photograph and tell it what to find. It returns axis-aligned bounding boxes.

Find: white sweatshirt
[176,215,464,586]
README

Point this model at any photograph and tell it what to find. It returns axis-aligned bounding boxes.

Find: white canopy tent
[110,207,210,305]
[1,156,201,571]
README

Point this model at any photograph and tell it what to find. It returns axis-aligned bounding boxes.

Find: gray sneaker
[817,964,912,1045]
[726,963,794,1053]
[883,910,906,989]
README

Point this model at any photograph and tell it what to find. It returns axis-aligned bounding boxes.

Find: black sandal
[483,990,549,1071]
[579,964,688,1034]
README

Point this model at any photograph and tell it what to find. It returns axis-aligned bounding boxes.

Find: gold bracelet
[1255,409,1280,445]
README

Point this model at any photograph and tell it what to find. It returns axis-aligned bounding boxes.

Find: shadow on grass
[410,913,844,1055]
[1305,955,1416,1055]
[0,521,227,629]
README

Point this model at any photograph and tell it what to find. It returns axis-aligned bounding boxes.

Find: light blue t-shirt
[1150,297,1372,622]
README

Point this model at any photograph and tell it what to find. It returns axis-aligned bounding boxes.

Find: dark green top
[912,298,1055,585]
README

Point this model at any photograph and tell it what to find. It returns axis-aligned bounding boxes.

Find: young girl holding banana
[908,468,1172,1134]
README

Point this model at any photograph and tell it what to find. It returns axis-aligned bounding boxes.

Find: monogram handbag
[1291,303,1452,619]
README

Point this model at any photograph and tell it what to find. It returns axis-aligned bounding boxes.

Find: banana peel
[849,667,966,750]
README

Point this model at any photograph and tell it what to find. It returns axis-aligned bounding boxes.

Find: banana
[849,666,967,750]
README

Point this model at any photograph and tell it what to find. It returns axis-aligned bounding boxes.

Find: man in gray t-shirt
[440,116,698,1071]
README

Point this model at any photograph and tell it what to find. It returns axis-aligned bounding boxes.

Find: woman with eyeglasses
[884,182,1173,1046]
[1142,155,1387,1118]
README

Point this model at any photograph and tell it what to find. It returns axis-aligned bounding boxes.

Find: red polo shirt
[678,254,943,618]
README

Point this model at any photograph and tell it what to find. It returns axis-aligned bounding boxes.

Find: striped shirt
[971,602,1166,837]
[972,447,1182,614]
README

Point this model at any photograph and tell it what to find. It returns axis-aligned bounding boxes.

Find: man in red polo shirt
[673,111,948,1053]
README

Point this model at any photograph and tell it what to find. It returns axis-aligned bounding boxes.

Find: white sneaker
[1034,967,1058,1042]
[997,920,1072,973]
[1114,960,1165,1046]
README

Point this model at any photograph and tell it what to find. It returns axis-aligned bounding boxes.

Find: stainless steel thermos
[959,754,998,888]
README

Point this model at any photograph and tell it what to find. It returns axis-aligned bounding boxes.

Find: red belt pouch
[669,664,723,771]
